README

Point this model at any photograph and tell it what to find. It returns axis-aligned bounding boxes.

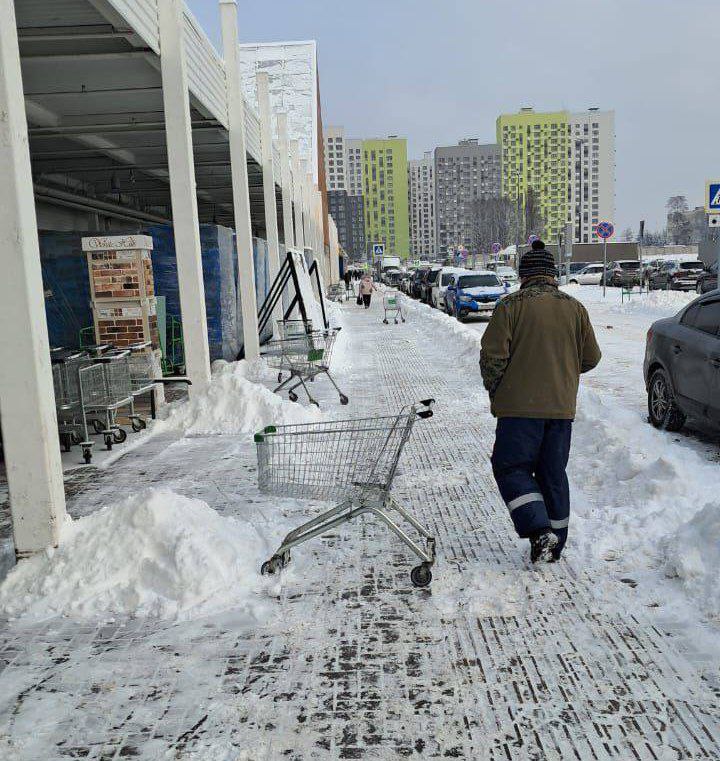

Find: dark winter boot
[529,530,559,564]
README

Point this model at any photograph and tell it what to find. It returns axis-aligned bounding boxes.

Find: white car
[431,266,468,309]
[492,265,519,286]
[569,263,605,285]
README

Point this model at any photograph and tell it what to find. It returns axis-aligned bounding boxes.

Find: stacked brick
[82,235,160,350]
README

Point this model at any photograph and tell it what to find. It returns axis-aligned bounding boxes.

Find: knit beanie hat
[518,240,558,280]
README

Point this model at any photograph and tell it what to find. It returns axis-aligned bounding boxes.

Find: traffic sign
[706,181,720,213]
[372,243,385,258]
[491,242,501,254]
[596,221,614,240]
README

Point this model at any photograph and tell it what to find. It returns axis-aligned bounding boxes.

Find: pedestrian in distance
[479,240,601,564]
[358,274,377,309]
[343,268,352,295]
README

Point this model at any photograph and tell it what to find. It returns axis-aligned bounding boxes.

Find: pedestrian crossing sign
[372,243,385,258]
[706,181,720,213]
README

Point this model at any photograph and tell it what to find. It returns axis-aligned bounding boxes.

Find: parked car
[647,260,705,291]
[486,262,519,286]
[567,261,592,275]
[696,262,718,294]
[431,267,467,309]
[420,265,443,303]
[399,272,413,294]
[410,267,430,298]
[642,258,665,284]
[644,292,720,432]
[603,260,642,287]
[444,271,508,321]
[568,263,605,285]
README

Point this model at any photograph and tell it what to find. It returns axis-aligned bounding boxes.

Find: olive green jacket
[480,277,601,419]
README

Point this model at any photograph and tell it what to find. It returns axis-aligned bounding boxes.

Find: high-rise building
[324,126,347,191]
[569,109,615,243]
[408,152,436,258]
[362,137,410,259]
[497,107,615,243]
[323,127,366,258]
[346,139,363,197]
[434,139,501,254]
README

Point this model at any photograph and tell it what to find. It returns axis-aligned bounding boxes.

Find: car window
[680,261,703,270]
[427,269,441,283]
[458,274,501,288]
[693,300,720,336]
[441,273,455,285]
[681,303,700,327]
[619,261,641,270]
[589,265,602,273]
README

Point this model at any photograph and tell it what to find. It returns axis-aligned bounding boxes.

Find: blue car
[444,271,508,321]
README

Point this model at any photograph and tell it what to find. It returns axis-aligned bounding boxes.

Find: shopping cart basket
[382,289,405,325]
[254,399,436,587]
[262,329,349,407]
[52,350,92,451]
[78,350,135,461]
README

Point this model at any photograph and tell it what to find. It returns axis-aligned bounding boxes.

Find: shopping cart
[382,290,405,325]
[327,283,347,303]
[254,399,437,587]
[78,350,135,461]
[127,343,159,430]
[52,350,92,451]
[262,329,349,407]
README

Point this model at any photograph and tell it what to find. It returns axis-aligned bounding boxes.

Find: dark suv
[603,260,642,287]
[644,292,720,432]
[696,262,718,294]
[647,260,705,291]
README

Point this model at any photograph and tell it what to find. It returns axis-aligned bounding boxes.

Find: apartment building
[408,152,436,258]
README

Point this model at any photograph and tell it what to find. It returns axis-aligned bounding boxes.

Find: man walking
[480,240,601,563]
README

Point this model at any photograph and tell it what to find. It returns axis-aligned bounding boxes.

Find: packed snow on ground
[0,487,287,623]
[159,359,322,436]
[404,285,720,621]
[323,298,352,375]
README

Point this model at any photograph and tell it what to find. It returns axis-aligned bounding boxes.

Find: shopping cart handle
[417,398,435,419]
[154,377,192,386]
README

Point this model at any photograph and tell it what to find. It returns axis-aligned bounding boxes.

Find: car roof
[458,269,499,277]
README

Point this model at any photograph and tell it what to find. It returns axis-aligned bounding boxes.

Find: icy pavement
[2,294,720,759]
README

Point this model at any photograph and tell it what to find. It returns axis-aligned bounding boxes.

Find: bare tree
[666,195,692,245]
[523,187,545,242]
[470,196,517,255]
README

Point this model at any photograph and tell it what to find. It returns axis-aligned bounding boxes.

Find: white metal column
[256,71,282,325]
[158,0,212,393]
[277,113,295,251]
[0,0,67,558]
[219,0,260,360]
[290,141,305,249]
[300,160,312,253]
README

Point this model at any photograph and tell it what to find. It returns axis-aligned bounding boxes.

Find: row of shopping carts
[262,319,349,408]
[52,343,159,463]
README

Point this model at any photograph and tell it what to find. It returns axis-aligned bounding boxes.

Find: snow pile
[563,284,695,320]
[569,389,718,570]
[0,488,278,622]
[161,359,322,435]
[323,298,351,375]
[399,294,482,358]
[665,504,720,620]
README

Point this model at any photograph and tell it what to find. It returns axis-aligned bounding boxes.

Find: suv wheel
[648,368,686,432]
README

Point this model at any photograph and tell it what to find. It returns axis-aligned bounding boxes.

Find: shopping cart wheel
[383,319,389,325]
[131,418,146,432]
[113,428,127,444]
[104,433,113,451]
[340,394,349,405]
[91,419,104,435]
[310,399,320,408]
[288,391,298,402]
[71,431,82,446]
[261,555,285,575]
[410,563,432,588]
[277,372,283,383]
[82,446,92,464]
[60,433,72,452]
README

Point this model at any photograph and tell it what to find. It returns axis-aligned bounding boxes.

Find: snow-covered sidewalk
[1,293,719,759]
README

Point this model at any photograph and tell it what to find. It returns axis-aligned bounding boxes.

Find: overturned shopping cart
[262,328,349,408]
[254,400,437,587]
[382,290,405,325]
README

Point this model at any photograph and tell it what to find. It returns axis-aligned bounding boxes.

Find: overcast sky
[188,0,716,233]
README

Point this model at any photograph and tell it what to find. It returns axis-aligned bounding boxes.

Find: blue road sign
[372,243,385,258]
[596,221,614,240]
[707,182,720,213]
